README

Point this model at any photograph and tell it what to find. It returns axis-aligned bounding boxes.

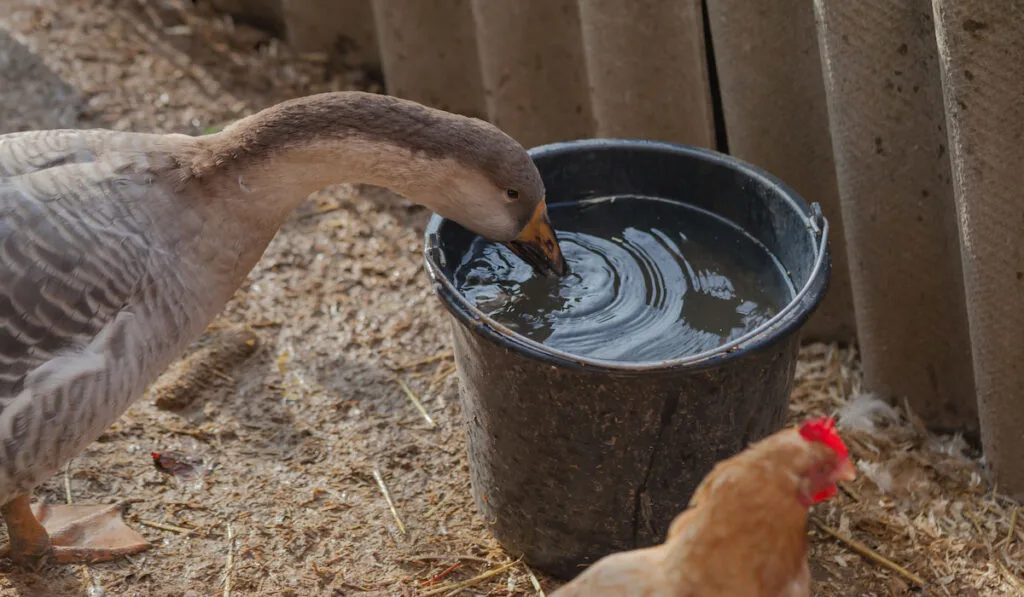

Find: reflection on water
[453,196,794,362]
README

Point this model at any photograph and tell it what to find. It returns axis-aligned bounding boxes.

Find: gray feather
[0,130,209,501]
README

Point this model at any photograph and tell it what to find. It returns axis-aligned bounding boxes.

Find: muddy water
[453,195,795,363]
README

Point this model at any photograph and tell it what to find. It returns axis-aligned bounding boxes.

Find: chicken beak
[504,200,567,276]
[832,457,857,483]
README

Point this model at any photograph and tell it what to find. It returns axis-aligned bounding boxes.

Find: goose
[0,90,566,569]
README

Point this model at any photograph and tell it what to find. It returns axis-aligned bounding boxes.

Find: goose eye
[506,189,519,199]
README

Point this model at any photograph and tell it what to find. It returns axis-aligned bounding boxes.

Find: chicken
[550,417,856,597]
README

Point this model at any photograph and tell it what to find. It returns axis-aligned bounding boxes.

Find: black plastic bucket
[423,139,830,579]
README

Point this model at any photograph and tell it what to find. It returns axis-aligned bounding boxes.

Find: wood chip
[372,468,406,535]
[396,378,436,428]
[812,518,926,588]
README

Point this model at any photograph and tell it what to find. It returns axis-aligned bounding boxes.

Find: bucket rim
[423,138,830,374]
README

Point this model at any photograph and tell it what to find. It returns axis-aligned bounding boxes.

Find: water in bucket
[452,195,795,362]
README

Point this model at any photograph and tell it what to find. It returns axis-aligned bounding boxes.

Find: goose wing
[0,130,157,402]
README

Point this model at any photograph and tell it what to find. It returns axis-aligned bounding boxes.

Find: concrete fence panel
[706,0,856,343]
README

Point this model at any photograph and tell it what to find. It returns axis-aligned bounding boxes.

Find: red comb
[798,417,848,458]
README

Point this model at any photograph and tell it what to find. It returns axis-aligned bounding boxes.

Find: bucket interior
[425,139,829,370]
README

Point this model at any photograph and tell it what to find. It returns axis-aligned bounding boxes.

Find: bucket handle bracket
[809,202,824,237]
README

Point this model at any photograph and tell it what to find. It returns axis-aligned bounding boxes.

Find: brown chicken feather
[551,418,855,597]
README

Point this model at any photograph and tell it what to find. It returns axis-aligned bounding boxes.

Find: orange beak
[832,457,857,483]
[504,200,567,276]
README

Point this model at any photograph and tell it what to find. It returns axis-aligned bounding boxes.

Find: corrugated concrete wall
[813,0,977,434]
[471,0,595,149]
[371,0,485,118]
[706,0,856,344]
[210,0,1024,497]
[578,0,715,147]
[932,0,1024,497]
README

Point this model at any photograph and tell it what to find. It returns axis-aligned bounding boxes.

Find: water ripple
[453,196,793,363]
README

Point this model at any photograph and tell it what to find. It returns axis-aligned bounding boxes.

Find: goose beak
[505,201,567,276]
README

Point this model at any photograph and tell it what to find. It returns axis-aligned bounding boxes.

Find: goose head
[395,112,566,277]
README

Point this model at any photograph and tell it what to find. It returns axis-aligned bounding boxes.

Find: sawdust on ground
[0,1,1020,595]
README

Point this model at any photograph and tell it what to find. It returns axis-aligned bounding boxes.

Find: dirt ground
[1,1,1021,596]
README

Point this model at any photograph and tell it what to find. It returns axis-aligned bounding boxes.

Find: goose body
[0,130,259,503]
[0,91,565,568]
